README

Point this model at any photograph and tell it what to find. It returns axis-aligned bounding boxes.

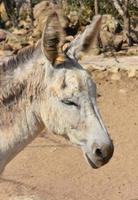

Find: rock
[99,15,123,52]
[100,30,113,51]
[0,30,7,42]
[68,10,79,27]
[132,16,138,29]
[127,46,138,56]
[18,20,32,30]
[5,20,12,29]
[114,35,123,51]
[62,42,70,52]
[109,66,119,73]
[33,1,50,21]
[100,31,123,52]
[33,1,50,34]
[18,0,31,21]
[0,49,6,56]
[62,1,93,33]
[3,43,13,51]
[12,28,28,36]
[6,35,22,51]
[0,49,13,57]
[119,89,127,94]
[128,68,137,77]
[101,15,120,33]
[130,29,138,44]
[111,73,121,80]
[89,47,101,55]
[65,35,74,42]
[33,1,71,39]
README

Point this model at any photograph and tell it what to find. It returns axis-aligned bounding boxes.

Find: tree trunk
[29,0,34,26]
[112,0,133,46]
[123,0,133,46]
[3,0,18,27]
[112,0,124,16]
[94,0,99,15]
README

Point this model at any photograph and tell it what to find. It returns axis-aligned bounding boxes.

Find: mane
[0,41,41,104]
[0,43,38,74]
[0,41,45,128]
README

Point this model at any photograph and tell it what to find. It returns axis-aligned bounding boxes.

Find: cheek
[65,109,80,128]
[56,105,80,128]
[43,99,80,134]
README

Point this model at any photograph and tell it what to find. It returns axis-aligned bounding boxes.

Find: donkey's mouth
[85,153,98,169]
[85,151,113,169]
[85,152,108,169]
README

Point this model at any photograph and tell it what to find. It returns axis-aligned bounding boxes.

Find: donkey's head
[39,12,114,168]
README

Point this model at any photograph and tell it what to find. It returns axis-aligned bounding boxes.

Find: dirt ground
[0,72,138,200]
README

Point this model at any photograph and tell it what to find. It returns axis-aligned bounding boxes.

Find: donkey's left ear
[67,15,102,60]
[42,12,66,65]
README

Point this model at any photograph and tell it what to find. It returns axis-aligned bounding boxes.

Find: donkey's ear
[42,12,66,65]
[67,15,102,59]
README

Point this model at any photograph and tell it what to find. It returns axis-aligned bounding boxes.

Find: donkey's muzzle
[85,142,114,168]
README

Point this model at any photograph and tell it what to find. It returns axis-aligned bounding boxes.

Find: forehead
[65,68,88,91]
[53,58,95,95]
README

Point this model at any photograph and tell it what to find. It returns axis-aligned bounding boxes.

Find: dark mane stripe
[0,44,36,74]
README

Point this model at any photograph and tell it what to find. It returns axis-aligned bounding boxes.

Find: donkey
[0,12,114,173]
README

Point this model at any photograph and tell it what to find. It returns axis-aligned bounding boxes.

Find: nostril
[95,148,103,158]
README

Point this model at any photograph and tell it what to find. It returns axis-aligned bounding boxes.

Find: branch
[112,0,124,16]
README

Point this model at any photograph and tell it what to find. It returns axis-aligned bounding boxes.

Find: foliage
[65,0,138,17]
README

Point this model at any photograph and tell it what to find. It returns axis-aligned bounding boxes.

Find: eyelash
[61,99,79,107]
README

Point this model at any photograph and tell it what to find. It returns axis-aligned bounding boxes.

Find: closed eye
[61,99,79,108]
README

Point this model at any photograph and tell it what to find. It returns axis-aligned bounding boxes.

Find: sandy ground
[0,72,138,200]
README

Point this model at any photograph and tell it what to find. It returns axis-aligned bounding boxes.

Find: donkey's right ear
[41,12,66,65]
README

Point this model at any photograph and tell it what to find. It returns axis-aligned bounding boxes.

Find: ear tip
[49,11,59,19]
[46,11,59,26]
[93,15,102,20]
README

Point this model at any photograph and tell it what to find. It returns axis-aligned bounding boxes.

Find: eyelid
[61,98,79,108]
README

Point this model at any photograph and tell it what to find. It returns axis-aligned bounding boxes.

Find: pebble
[9,195,42,200]
[111,73,121,80]
[0,30,7,42]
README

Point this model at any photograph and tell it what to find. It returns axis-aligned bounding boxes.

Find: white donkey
[0,12,114,173]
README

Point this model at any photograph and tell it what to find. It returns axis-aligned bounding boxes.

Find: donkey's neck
[0,107,44,173]
[0,42,47,173]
